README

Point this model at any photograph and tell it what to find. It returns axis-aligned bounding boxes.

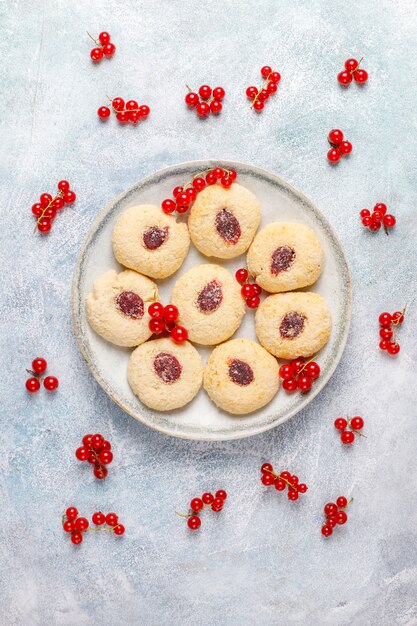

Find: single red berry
[98,106,111,119]
[350,416,364,430]
[380,328,393,343]
[282,378,297,392]
[379,312,392,327]
[106,512,118,526]
[75,517,89,532]
[82,434,93,446]
[40,193,52,207]
[90,48,103,62]
[212,87,225,100]
[275,479,286,491]
[261,65,272,78]
[98,32,111,44]
[116,111,129,123]
[337,70,352,85]
[66,507,78,520]
[63,190,76,204]
[336,496,348,508]
[102,440,111,451]
[291,358,305,374]
[305,361,320,379]
[88,451,97,464]
[327,516,337,528]
[372,211,383,223]
[336,510,348,524]
[185,187,197,202]
[328,129,344,145]
[99,450,113,464]
[32,357,47,374]
[149,319,165,334]
[148,302,164,319]
[43,207,57,220]
[173,186,183,197]
[269,71,281,83]
[334,417,348,431]
[297,484,307,493]
[279,364,294,380]
[125,100,138,111]
[216,490,227,501]
[246,295,260,309]
[339,141,352,155]
[31,203,43,217]
[297,375,312,392]
[360,209,370,218]
[161,199,176,214]
[51,197,65,210]
[176,192,190,207]
[205,171,217,185]
[202,492,214,504]
[392,311,404,325]
[93,464,108,479]
[324,502,338,517]
[327,148,341,163]
[252,284,262,296]
[129,111,140,124]
[171,325,188,343]
[43,376,58,391]
[139,105,150,118]
[185,92,199,107]
[322,524,332,537]
[196,102,210,117]
[280,471,291,480]
[387,342,400,355]
[290,475,298,485]
[91,434,104,450]
[261,473,276,486]
[102,42,116,57]
[379,340,389,351]
[261,463,273,473]
[37,217,52,233]
[253,100,264,111]
[288,489,299,501]
[362,216,372,227]
[75,446,89,461]
[246,86,258,99]
[383,214,396,228]
[114,524,125,535]
[220,174,233,187]
[241,284,255,299]
[354,69,368,83]
[266,81,277,94]
[345,58,358,72]
[187,515,201,530]
[210,100,222,114]
[257,89,269,102]
[176,204,188,214]
[374,203,387,215]
[211,497,224,511]
[112,97,125,111]
[63,520,74,533]
[192,177,206,191]
[198,85,212,99]
[235,268,248,284]
[341,430,355,444]
[71,531,83,545]
[190,498,203,512]
[92,511,106,526]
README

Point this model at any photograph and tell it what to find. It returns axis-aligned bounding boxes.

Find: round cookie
[247,222,323,293]
[86,269,158,347]
[128,338,203,411]
[112,204,190,279]
[188,183,261,259]
[255,292,331,359]
[171,264,245,345]
[203,339,280,415]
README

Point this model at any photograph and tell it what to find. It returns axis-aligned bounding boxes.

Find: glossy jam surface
[143,226,169,250]
[196,280,223,313]
[115,291,144,319]
[279,311,305,339]
[153,352,182,384]
[271,246,295,275]
[228,358,254,386]
[215,209,241,244]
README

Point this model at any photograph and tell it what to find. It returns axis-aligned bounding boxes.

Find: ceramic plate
[72,160,351,441]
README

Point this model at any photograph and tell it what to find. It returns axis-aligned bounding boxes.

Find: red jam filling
[215,209,241,245]
[279,311,305,339]
[153,352,182,384]
[143,226,169,250]
[196,280,223,313]
[115,291,144,319]
[271,246,295,275]
[228,358,254,386]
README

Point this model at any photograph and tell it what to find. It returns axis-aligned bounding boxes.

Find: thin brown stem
[86,31,101,47]
[350,57,364,75]
[251,71,272,108]
[263,468,297,489]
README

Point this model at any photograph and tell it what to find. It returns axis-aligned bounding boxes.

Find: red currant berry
[261,66,272,78]
[106,513,118,526]
[350,416,364,430]
[212,87,225,100]
[88,451,97,464]
[215,490,227,501]
[187,515,201,530]
[116,111,129,123]
[171,325,188,343]
[114,524,125,535]
[210,100,222,114]
[66,507,78,520]
[279,364,294,380]
[74,517,89,531]
[321,524,332,537]
[379,340,389,351]
[98,106,111,119]
[221,174,233,188]
[37,217,51,233]
[305,361,320,379]
[205,171,217,185]
[63,190,76,204]
[246,86,258,99]
[339,141,352,155]
[269,71,281,83]
[327,148,341,163]
[324,502,337,517]
[261,463,273,473]
[71,531,83,545]
[379,312,392,327]
[282,378,297,392]
[266,81,277,94]
[336,510,348,524]
[149,319,165,334]
[99,450,113,464]
[172,186,183,198]
[31,203,43,217]
[374,203,387,215]
[139,105,150,118]
[129,111,140,124]
[327,516,337,528]
[380,327,393,340]
[261,473,276,486]
[192,177,206,191]
[275,479,286,491]
[190,498,203,512]
[280,471,291,480]
[252,284,262,296]
[91,434,104,450]
[328,129,344,145]
[392,311,404,325]
[51,197,65,210]
[43,376,58,391]
[185,187,197,202]
[63,520,74,533]
[387,342,400,355]
[211,497,224,511]
[90,48,103,62]
[334,417,348,431]
[32,357,47,374]
[198,85,212,99]
[362,216,372,227]
[345,58,358,72]
[246,295,260,309]
[196,102,210,117]
[175,192,190,207]
[185,92,199,107]
[112,98,125,111]
[372,211,383,223]
[148,302,164,319]
[125,100,138,111]
[43,207,56,220]
[337,70,353,85]
[290,358,304,374]
[102,42,116,57]
[360,209,370,218]
[202,492,214,504]
[341,430,355,444]
[297,375,312,392]
[98,32,111,44]
[40,193,52,207]
[354,69,368,83]
[253,100,264,111]
[92,511,106,526]
[241,284,255,299]
[257,89,269,102]
[161,199,175,214]
[176,205,188,214]
[336,496,348,508]
[235,268,248,284]
[102,440,111,451]
[82,434,93,446]
[383,214,396,228]
[93,464,108,479]
[288,489,299,501]
[290,475,299,486]
[26,377,40,392]
[75,446,89,461]
[297,484,308,493]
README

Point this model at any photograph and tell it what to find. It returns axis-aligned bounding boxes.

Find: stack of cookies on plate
[86,182,331,415]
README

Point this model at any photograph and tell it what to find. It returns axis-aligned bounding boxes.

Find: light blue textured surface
[1,1,417,625]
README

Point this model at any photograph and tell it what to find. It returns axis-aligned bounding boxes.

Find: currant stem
[87,31,101,47]
[251,71,273,108]
[263,468,298,489]
[346,418,367,438]
[350,57,364,75]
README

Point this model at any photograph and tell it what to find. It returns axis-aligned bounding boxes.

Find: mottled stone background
[1,1,417,624]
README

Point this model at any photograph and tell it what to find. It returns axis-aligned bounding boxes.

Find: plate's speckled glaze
[72,160,352,440]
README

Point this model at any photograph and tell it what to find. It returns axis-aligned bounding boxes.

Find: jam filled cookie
[247,222,323,293]
[203,338,279,415]
[255,292,331,359]
[128,338,203,411]
[112,204,190,279]
[171,264,245,345]
[86,269,158,347]
[188,183,261,259]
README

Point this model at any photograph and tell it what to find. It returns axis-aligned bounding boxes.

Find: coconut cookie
[187,183,261,259]
[112,204,190,279]
[86,269,158,347]
[247,222,323,293]
[171,264,245,345]
[203,339,279,415]
[255,292,331,360]
[128,338,203,411]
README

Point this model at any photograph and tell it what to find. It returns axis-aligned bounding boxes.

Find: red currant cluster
[161,166,237,215]
[337,58,368,86]
[185,85,226,117]
[360,203,396,234]
[235,268,262,309]
[379,308,405,355]
[25,357,58,393]
[148,303,188,343]
[260,463,307,501]
[75,433,113,480]
[63,507,124,545]
[327,129,352,163]
[98,97,150,124]
[279,357,320,394]
[88,31,116,62]
[32,180,76,234]
[321,496,351,537]
[178,490,228,530]
[334,416,365,445]
[246,66,281,111]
